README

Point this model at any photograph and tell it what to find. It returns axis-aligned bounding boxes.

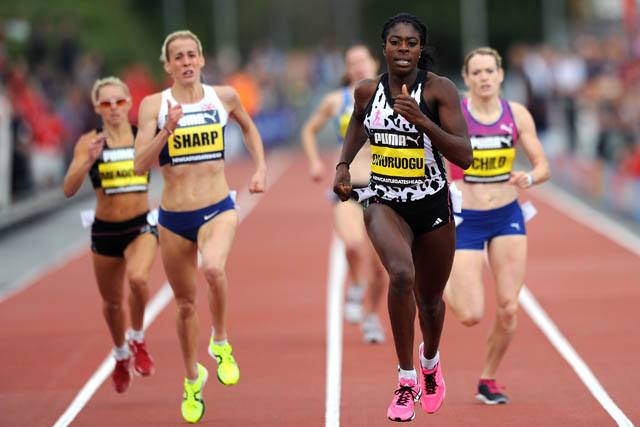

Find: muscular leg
[413,223,455,359]
[159,225,199,380]
[197,210,238,342]
[364,203,415,369]
[364,239,387,314]
[444,250,486,326]
[92,254,127,347]
[123,233,158,331]
[482,235,527,378]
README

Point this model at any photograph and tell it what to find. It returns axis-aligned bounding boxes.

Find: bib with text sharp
[167,110,224,165]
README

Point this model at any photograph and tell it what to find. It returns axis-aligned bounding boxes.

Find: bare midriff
[160,160,228,211]
[456,180,518,210]
[94,191,150,221]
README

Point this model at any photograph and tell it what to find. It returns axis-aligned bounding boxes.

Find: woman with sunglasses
[134,30,266,424]
[334,13,472,422]
[63,76,158,394]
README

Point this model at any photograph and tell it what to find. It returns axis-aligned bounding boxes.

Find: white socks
[421,350,440,371]
[128,329,144,343]
[114,329,145,360]
[398,367,417,382]
[114,344,130,361]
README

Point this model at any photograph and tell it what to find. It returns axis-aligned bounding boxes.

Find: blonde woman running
[63,77,157,394]
[134,30,266,423]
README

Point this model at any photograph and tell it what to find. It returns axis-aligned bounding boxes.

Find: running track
[0,153,637,426]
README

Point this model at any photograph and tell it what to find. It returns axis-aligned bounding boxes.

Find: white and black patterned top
[361,70,448,202]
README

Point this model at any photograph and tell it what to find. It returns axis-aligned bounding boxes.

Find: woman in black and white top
[333,13,472,422]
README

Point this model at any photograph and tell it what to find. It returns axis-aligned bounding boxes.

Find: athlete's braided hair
[381,13,433,70]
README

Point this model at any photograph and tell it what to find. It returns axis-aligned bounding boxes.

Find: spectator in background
[552,47,587,152]
[26,21,49,72]
[58,21,79,76]
[10,112,34,199]
[7,64,64,188]
[522,45,554,137]
[57,83,93,166]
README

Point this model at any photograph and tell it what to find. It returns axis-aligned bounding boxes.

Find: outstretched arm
[219,86,266,193]
[333,80,375,201]
[509,101,551,188]
[393,77,472,169]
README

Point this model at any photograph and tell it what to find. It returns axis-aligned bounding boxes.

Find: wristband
[336,161,350,170]
[525,174,534,187]
[162,126,173,136]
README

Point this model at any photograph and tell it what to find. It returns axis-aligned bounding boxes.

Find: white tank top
[157,84,229,166]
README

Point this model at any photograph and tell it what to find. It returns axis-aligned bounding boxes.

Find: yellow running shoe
[181,363,208,424]
[208,339,240,385]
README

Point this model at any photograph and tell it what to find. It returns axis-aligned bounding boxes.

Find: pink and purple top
[450,97,518,183]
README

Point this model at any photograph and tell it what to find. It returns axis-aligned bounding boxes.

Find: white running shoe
[344,285,364,323]
[361,313,385,343]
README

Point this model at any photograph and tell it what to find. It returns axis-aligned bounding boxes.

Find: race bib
[168,110,224,165]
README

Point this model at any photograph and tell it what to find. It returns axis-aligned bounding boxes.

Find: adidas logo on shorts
[432,217,443,227]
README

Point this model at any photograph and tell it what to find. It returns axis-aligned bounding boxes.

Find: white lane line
[53,153,292,427]
[325,236,347,427]
[519,286,633,427]
[523,182,638,427]
[52,285,174,427]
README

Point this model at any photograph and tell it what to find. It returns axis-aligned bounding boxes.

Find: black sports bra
[88,127,149,195]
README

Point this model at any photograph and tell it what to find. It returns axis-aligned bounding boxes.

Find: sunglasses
[97,98,128,109]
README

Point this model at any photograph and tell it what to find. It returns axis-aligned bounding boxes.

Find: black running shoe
[476,379,509,405]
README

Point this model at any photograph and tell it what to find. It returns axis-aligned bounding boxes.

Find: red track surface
[0,154,637,426]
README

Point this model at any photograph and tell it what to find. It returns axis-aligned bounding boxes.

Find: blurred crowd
[503,30,640,178]
[0,22,104,200]
[2,17,640,219]
[0,20,345,204]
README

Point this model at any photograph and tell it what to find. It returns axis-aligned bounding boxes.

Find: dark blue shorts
[455,200,526,250]
[158,194,236,242]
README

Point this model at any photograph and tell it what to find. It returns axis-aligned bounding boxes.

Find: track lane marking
[520,286,633,427]
[524,182,638,427]
[325,236,347,427]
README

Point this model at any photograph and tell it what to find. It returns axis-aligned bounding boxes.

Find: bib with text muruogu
[370,129,426,186]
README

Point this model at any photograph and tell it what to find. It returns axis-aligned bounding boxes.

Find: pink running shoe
[112,357,132,393]
[418,343,446,414]
[128,339,155,376]
[387,378,422,422]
